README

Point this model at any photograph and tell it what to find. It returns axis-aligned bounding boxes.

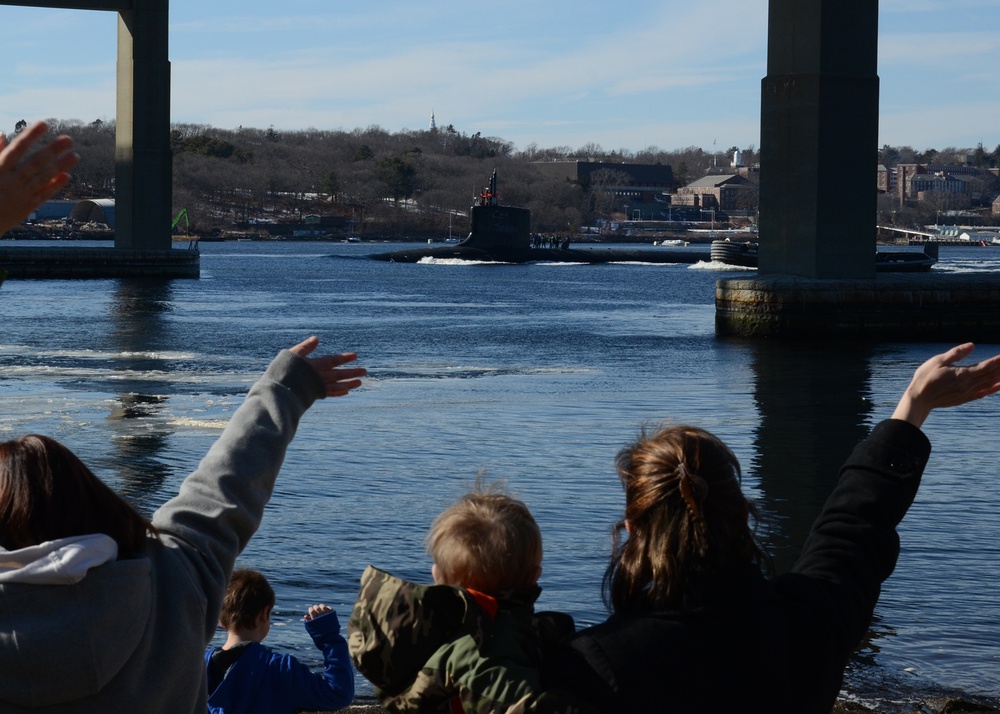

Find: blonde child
[349,484,586,714]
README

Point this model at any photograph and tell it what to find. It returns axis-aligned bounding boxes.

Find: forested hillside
[47,118,727,237]
[35,118,999,237]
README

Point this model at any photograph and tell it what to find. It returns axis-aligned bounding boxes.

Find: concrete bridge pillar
[115,0,172,250]
[758,0,879,279]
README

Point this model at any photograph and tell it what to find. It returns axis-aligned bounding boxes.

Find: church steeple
[429,111,437,131]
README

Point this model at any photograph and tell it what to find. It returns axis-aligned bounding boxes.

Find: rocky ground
[833,700,1000,714]
[300,696,1000,714]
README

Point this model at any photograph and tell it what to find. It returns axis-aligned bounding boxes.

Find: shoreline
[306,695,1000,714]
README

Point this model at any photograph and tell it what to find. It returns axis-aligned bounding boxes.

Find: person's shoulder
[349,566,483,695]
[352,565,471,630]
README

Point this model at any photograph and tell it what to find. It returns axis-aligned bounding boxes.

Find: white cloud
[1,0,993,152]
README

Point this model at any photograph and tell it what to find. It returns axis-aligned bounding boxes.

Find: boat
[710,239,938,272]
[875,243,938,272]
[709,239,758,267]
[370,171,712,265]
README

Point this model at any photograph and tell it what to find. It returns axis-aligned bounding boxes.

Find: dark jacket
[543,419,930,714]
[205,609,354,714]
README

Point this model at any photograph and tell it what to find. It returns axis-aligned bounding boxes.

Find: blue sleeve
[281,609,355,710]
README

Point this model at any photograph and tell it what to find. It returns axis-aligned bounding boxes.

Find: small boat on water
[710,239,938,272]
[709,239,758,267]
[875,244,939,272]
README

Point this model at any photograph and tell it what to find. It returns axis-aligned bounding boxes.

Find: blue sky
[1,0,997,153]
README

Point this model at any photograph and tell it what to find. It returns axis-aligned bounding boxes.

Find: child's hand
[304,604,333,621]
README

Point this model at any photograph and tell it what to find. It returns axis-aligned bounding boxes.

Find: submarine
[369,170,710,265]
[370,170,939,272]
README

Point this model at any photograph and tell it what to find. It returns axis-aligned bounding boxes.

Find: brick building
[673,174,753,210]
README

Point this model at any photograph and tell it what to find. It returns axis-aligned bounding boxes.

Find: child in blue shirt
[206,569,354,714]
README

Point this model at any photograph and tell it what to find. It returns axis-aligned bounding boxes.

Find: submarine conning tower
[460,169,531,253]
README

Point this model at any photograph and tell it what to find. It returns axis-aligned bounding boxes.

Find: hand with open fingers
[892,342,1000,427]
[0,121,79,235]
[289,336,367,397]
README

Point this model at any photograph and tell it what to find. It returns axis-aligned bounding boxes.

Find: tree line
[22,117,999,237]
[38,118,755,237]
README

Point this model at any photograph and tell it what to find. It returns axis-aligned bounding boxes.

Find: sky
[0,0,998,154]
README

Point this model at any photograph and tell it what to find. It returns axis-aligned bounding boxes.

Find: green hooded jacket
[348,566,589,714]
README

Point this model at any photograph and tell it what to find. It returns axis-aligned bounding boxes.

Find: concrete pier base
[0,246,199,279]
[716,273,1000,341]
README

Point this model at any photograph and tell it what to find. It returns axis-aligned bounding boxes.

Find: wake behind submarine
[369,170,709,265]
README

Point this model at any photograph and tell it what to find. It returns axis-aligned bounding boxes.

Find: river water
[1,240,998,709]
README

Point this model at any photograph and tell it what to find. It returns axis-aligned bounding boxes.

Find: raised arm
[784,343,1000,698]
[891,342,1000,428]
[152,339,365,636]
[0,121,78,235]
[285,606,355,711]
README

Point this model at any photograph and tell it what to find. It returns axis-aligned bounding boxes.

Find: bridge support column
[757,0,879,279]
[114,0,172,250]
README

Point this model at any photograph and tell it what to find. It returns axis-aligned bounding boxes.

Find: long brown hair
[603,424,769,614]
[0,435,156,557]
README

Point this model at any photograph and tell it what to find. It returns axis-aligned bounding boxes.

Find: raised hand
[892,343,1000,427]
[304,603,333,621]
[0,121,79,235]
[289,336,366,397]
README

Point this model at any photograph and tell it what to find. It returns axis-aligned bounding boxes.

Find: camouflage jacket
[348,566,589,714]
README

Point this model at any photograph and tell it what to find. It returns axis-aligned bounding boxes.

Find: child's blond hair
[426,482,542,593]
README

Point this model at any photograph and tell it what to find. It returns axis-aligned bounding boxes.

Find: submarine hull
[369,178,714,264]
[370,201,710,263]
[369,244,710,264]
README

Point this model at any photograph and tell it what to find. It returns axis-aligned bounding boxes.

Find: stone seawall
[716,273,1000,341]
[0,246,200,279]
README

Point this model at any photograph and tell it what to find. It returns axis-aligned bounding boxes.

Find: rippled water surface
[2,240,998,705]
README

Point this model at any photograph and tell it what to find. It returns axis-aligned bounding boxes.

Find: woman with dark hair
[0,435,156,559]
[0,336,365,713]
[544,343,1000,714]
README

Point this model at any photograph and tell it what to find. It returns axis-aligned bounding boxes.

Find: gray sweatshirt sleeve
[150,349,326,624]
